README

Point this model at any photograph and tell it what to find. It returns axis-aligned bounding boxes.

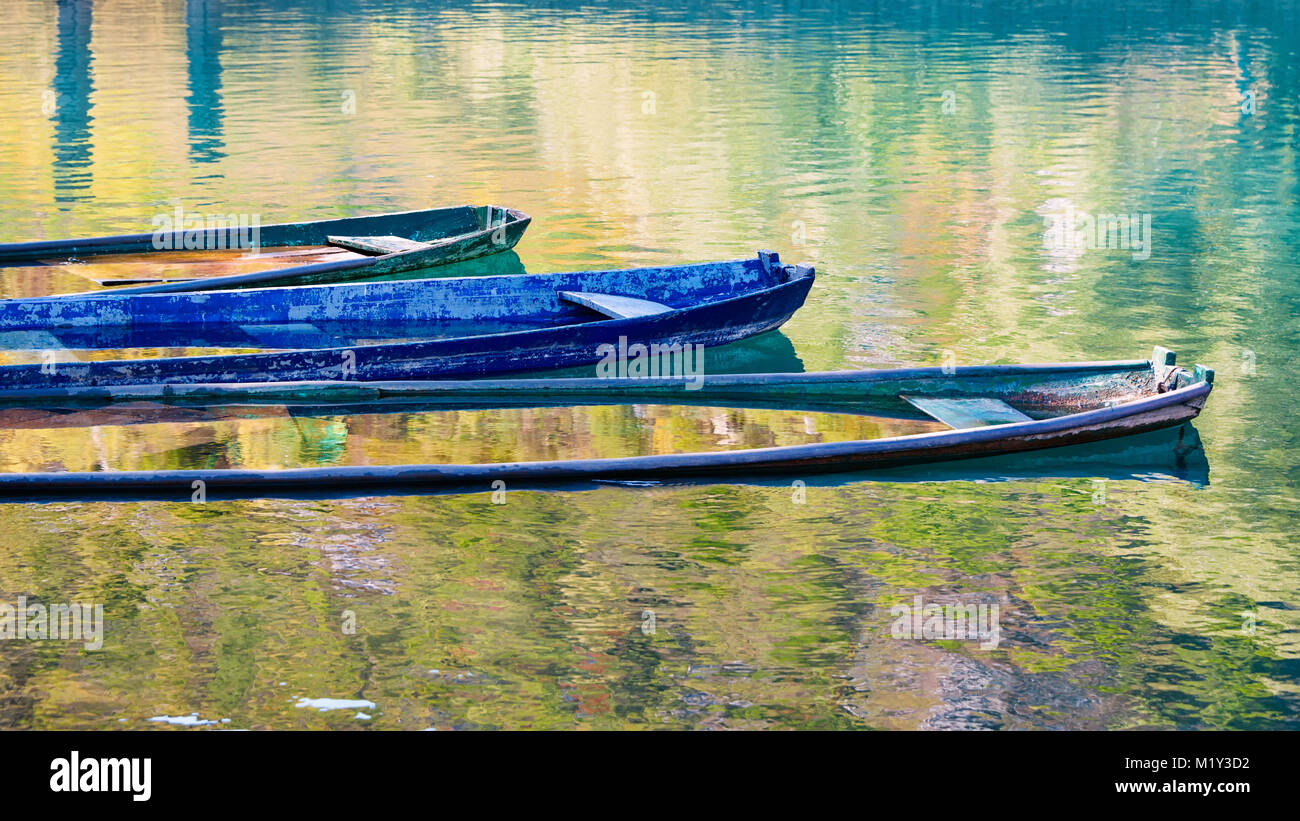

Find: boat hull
[0,255,815,387]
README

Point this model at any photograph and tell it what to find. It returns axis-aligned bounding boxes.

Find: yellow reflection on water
[0,403,946,473]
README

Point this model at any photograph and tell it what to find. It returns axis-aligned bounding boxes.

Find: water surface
[0,0,1296,729]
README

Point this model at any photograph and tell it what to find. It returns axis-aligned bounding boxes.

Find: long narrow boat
[0,205,530,295]
[0,251,815,388]
[0,347,1213,497]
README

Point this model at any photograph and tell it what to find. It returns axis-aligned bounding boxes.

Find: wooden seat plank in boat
[557,290,672,320]
[62,246,368,287]
[901,395,1032,429]
[327,235,432,256]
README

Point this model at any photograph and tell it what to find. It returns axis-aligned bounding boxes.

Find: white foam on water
[294,697,376,712]
[148,713,219,726]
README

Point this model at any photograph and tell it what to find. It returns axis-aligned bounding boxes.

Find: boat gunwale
[0,204,508,261]
[0,357,1155,402]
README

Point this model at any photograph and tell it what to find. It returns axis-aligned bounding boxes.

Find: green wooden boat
[0,204,530,296]
[0,346,1213,499]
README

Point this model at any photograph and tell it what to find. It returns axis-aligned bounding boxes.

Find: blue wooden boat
[0,347,1213,498]
[0,205,530,295]
[0,251,815,388]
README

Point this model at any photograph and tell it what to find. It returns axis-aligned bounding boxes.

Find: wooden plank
[97,278,191,287]
[327,235,430,255]
[1152,345,1177,382]
[900,395,1032,429]
[55,245,343,265]
[79,247,364,286]
[13,206,529,296]
[557,290,672,319]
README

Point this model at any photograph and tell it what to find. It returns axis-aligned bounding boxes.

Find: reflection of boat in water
[0,347,1212,500]
[778,423,1209,488]
[536,326,805,378]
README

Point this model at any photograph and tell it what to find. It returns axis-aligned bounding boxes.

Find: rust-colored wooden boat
[0,205,529,296]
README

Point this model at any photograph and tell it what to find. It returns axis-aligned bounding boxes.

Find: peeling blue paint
[0,253,815,388]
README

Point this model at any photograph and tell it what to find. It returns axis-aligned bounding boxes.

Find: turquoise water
[0,0,1296,729]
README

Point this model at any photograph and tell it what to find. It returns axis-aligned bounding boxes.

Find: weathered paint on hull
[0,255,815,388]
[0,254,789,330]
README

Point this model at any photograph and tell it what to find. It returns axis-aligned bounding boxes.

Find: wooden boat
[0,347,1213,497]
[0,251,815,388]
[0,205,530,295]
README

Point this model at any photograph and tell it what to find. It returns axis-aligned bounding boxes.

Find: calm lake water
[0,0,1297,729]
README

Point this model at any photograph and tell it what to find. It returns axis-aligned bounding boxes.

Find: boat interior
[0,255,799,344]
[0,348,1211,430]
[0,205,527,298]
[0,392,1209,488]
